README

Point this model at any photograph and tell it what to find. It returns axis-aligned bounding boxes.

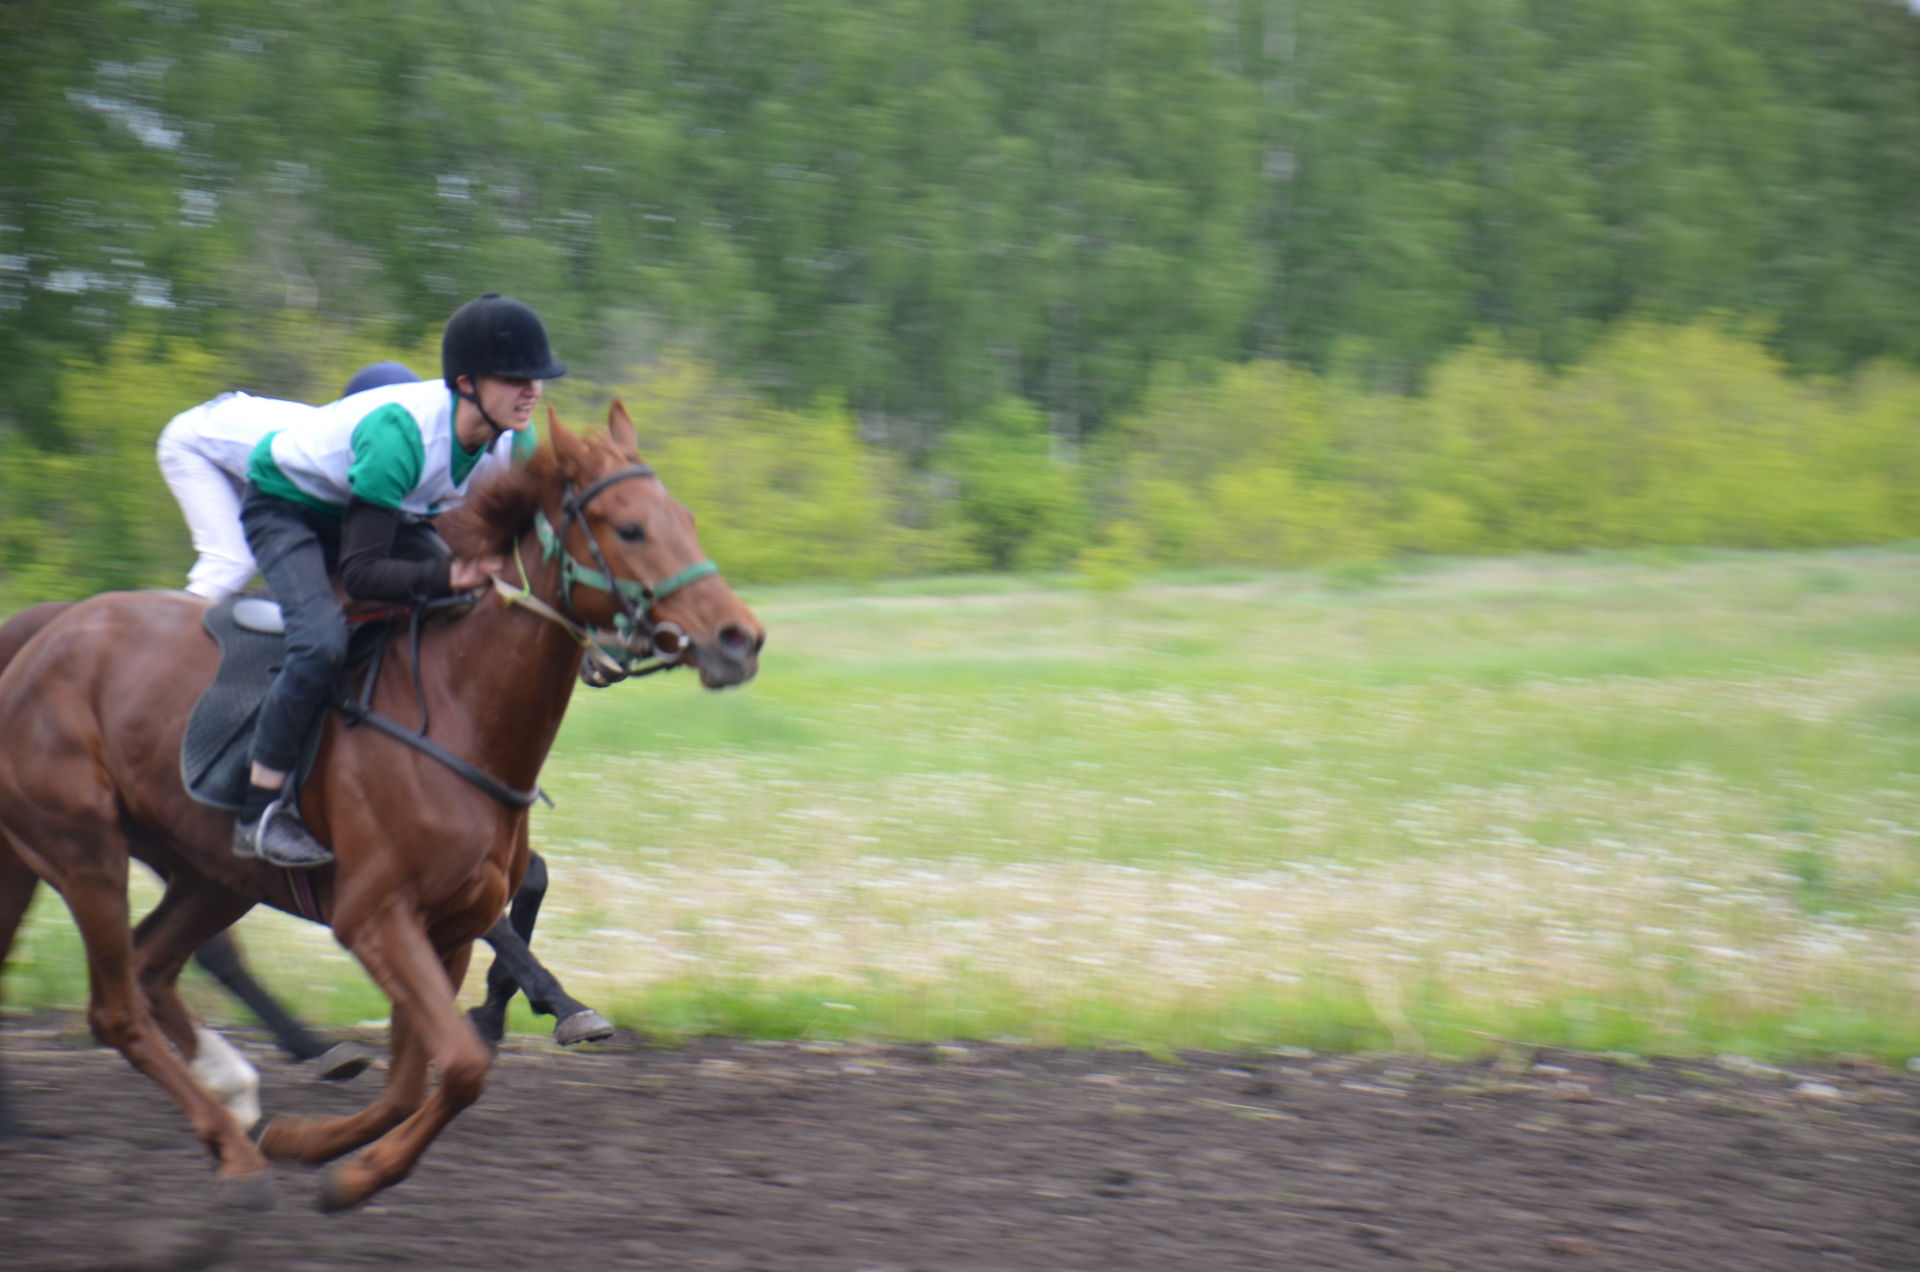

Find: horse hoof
[308,1041,375,1082]
[215,1169,276,1212]
[553,1008,614,1046]
[318,1160,376,1213]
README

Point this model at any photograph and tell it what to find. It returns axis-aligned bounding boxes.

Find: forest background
[4,0,1919,604]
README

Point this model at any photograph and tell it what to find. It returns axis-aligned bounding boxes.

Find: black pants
[239,487,347,775]
[238,486,451,774]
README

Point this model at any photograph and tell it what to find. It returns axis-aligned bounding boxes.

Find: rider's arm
[336,405,455,602]
[338,499,454,602]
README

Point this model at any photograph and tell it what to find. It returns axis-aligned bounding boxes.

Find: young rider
[233,293,564,868]
[157,361,424,601]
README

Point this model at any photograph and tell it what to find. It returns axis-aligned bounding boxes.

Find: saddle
[182,592,541,812]
[180,596,398,811]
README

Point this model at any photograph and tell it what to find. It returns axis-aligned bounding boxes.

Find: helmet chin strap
[454,377,511,442]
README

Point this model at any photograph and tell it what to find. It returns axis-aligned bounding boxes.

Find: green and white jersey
[247,379,534,516]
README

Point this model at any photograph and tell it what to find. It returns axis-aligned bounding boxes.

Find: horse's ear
[546,407,583,477]
[607,399,639,454]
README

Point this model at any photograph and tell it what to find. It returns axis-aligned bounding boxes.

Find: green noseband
[534,510,719,615]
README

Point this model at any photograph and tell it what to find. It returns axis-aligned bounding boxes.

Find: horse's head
[535,401,763,688]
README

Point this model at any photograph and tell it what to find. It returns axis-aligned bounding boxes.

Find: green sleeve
[347,404,427,508]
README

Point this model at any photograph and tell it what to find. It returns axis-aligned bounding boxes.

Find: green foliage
[932,399,1088,572]
[8,0,1920,447]
[8,0,1920,595]
[5,318,1917,604]
[1397,320,1920,553]
[1084,319,1920,571]
[1097,360,1385,568]
[0,329,224,605]
[591,355,935,584]
[1072,520,1151,594]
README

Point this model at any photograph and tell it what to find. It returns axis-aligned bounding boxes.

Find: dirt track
[3,1022,1918,1271]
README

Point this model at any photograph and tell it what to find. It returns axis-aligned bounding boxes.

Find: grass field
[7,546,1919,1060]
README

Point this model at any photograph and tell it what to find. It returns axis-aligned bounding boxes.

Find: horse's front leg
[312,914,489,1212]
[468,851,611,1047]
[256,1000,428,1166]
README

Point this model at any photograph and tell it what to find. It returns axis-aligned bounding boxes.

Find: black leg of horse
[193,930,326,1060]
[0,1055,15,1140]
[466,852,611,1047]
[192,930,374,1080]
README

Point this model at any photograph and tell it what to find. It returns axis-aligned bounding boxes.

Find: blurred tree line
[3,0,1917,599]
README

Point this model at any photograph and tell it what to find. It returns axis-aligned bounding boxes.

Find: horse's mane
[438,430,637,558]
[438,448,554,558]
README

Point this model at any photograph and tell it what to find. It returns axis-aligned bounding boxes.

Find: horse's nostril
[719,624,755,659]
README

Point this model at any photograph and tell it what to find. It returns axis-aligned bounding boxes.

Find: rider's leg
[155,409,256,602]
[235,488,345,868]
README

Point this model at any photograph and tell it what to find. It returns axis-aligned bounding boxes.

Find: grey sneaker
[233,798,333,869]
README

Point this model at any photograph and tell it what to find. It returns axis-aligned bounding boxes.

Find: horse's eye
[615,522,646,543]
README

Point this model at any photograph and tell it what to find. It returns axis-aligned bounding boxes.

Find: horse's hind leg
[193,931,375,1080]
[468,851,611,1047]
[0,840,41,1137]
[129,872,265,1130]
[31,845,269,1183]
[194,931,325,1059]
[0,603,68,1137]
[466,850,547,1044]
[0,837,40,965]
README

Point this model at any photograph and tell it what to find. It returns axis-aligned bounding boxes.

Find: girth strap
[335,698,544,810]
[334,600,550,811]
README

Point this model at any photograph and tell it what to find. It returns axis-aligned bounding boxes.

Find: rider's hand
[450,555,507,591]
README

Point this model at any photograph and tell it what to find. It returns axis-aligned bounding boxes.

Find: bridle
[493,463,720,686]
[339,461,716,812]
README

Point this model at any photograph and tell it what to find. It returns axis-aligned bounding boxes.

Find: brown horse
[0,402,762,1209]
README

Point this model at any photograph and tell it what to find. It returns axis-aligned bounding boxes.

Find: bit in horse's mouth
[651,621,688,658]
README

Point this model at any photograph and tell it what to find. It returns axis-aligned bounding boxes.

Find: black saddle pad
[181,597,393,810]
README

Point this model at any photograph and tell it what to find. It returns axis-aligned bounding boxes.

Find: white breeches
[157,418,255,601]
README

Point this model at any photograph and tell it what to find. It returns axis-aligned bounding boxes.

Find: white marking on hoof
[188,1026,262,1131]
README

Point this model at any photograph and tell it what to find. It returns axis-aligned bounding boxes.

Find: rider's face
[467,375,544,430]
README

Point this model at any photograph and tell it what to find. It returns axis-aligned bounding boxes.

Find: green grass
[7,546,1920,1061]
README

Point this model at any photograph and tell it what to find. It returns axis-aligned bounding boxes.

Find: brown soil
[3,1022,1919,1271]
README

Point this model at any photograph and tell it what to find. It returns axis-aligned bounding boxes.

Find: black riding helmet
[440,293,568,384]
